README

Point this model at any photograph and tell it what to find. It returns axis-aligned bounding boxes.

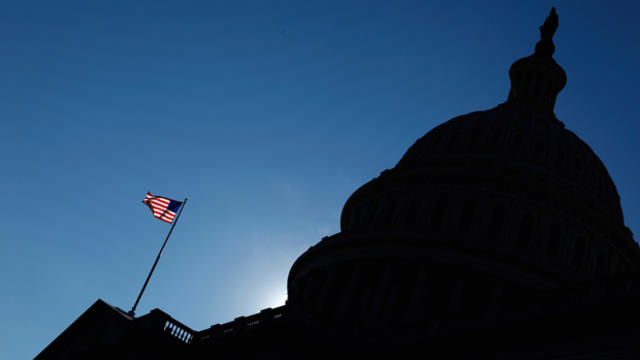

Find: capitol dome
[287,8,640,337]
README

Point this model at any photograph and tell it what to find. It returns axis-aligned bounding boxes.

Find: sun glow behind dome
[267,289,288,308]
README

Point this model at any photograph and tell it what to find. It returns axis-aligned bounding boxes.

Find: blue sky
[1,1,639,358]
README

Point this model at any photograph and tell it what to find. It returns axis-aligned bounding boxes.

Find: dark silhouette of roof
[37,8,640,360]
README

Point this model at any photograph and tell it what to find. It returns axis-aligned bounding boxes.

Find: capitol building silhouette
[37,9,640,360]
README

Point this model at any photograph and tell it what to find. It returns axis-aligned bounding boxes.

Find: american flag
[142,192,183,224]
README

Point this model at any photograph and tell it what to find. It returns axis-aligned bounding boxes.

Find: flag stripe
[150,200,170,207]
[154,213,175,219]
[153,212,175,219]
[142,192,182,224]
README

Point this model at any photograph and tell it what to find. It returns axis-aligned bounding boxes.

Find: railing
[163,318,195,344]
[195,305,287,343]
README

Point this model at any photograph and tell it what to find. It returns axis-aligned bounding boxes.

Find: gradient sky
[2,1,639,358]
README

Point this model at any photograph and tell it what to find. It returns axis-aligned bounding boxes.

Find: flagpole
[129,198,188,317]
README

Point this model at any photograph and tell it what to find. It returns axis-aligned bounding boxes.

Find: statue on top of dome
[535,7,558,58]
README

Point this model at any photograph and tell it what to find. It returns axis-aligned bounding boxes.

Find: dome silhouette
[286,7,639,337]
[37,8,640,360]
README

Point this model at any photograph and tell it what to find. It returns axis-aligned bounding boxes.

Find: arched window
[572,236,586,268]
[595,249,608,274]
[424,270,452,316]
[547,223,563,258]
[594,252,603,274]
[510,132,523,153]
[555,146,564,170]
[471,122,483,147]
[460,276,489,320]
[364,200,379,223]
[447,131,461,149]
[459,199,476,233]
[388,264,417,328]
[575,153,583,179]
[358,264,383,317]
[543,74,553,100]
[430,196,448,229]
[312,270,328,313]
[517,213,534,246]
[596,175,603,196]
[488,126,503,151]
[406,197,421,225]
[345,210,354,230]
[487,204,506,238]
[321,263,351,317]
[356,206,366,224]
[589,160,597,191]
[383,198,398,225]
[427,131,442,152]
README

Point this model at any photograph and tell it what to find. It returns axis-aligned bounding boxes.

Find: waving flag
[142,192,183,224]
